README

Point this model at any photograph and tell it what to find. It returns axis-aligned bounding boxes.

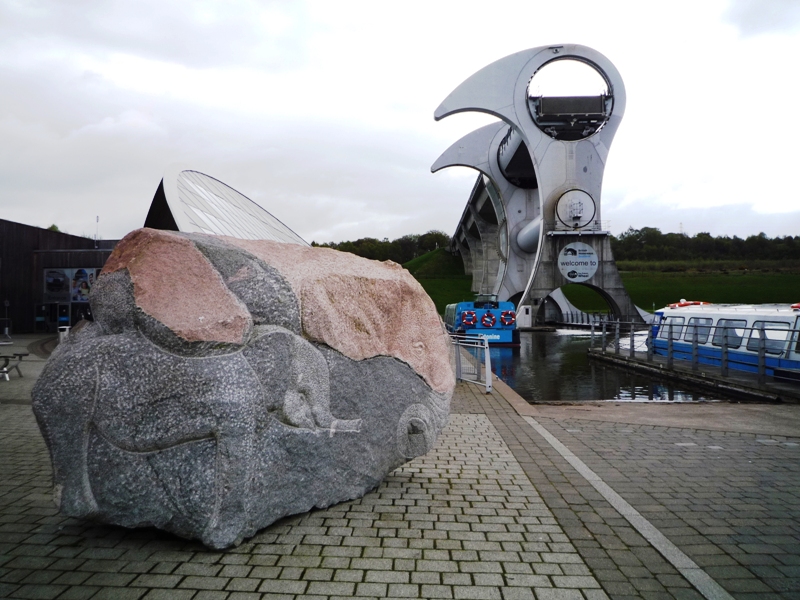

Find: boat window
[796,317,800,354]
[683,318,713,344]
[658,317,685,339]
[711,319,747,348]
[747,321,790,355]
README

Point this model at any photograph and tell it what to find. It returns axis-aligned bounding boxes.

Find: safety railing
[590,320,800,385]
[450,334,492,394]
[559,311,616,325]
[590,321,651,356]
[545,219,611,233]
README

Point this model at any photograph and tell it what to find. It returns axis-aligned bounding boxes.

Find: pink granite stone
[223,237,454,395]
[103,229,252,345]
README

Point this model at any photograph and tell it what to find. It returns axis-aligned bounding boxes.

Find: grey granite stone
[32,229,453,549]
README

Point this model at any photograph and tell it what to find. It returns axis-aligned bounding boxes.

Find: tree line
[610,227,800,261]
[313,227,800,263]
[311,230,451,264]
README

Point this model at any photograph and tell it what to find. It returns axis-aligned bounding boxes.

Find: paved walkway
[2,338,800,599]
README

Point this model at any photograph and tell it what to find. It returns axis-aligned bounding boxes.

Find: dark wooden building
[0,219,118,334]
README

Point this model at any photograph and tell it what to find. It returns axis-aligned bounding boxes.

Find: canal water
[491,330,721,403]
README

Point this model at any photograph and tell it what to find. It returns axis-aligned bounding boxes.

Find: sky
[1,0,800,244]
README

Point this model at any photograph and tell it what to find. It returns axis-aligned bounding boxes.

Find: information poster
[43,268,100,303]
[43,269,70,303]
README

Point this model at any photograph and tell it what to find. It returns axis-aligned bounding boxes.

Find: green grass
[622,271,800,310]
[559,285,610,313]
[404,248,472,314]
[562,271,800,313]
[413,278,474,315]
[404,252,800,315]
[404,248,469,278]
[617,259,800,273]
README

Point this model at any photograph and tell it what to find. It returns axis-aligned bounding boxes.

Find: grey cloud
[0,0,311,70]
[604,194,800,239]
[0,56,466,243]
[723,0,800,36]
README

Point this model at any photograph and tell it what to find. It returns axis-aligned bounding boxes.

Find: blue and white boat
[444,295,519,345]
[652,301,800,381]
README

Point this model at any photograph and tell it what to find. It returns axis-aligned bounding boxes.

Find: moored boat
[444,295,519,345]
[652,301,800,381]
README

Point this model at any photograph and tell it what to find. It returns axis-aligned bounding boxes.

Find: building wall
[0,219,118,334]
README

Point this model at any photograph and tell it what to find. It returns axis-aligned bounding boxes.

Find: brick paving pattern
[2,373,800,599]
[1,402,605,599]
[531,416,800,599]
[455,386,701,600]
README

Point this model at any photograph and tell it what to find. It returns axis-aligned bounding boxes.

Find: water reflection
[490,331,719,403]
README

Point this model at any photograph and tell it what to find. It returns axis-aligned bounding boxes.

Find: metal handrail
[590,319,800,384]
[450,334,492,394]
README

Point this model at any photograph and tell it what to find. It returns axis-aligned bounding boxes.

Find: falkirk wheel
[432,44,642,323]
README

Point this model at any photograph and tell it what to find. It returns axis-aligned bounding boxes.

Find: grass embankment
[403,248,472,314]
[403,251,800,315]
[562,260,800,312]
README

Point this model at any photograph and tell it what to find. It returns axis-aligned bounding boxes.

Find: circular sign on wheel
[557,242,598,283]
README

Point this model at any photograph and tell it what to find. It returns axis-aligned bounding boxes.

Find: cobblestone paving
[453,387,701,600]
[0,403,605,600]
[455,384,800,600]
[533,416,800,599]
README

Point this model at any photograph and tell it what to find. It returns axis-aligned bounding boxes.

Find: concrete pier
[2,336,800,599]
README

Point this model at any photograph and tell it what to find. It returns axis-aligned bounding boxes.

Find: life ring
[500,310,516,326]
[481,312,496,327]
[461,310,477,326]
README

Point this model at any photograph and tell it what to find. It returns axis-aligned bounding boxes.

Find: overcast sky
[2,0,800,243]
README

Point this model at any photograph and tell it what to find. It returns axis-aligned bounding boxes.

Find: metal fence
[450,334,492,394]
[560,310,615,325]
[590,320,800,385]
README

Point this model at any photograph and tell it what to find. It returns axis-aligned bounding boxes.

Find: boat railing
[590,320,800,385]
[450,334,492,394]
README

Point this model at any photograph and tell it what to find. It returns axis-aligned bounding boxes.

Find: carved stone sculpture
[32,229,454,549]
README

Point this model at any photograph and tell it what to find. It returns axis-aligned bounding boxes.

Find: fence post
[646,325,653,362]
[602,322,607,354]
[614,322,620,355]
[667,322,674,369]
[629,323,635,358]
[454,338,463,381]
[590,321,595,348]
[692,326,699,372]
[758,327,766,385]
[483,336,492,394]
[721,329,729,377]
